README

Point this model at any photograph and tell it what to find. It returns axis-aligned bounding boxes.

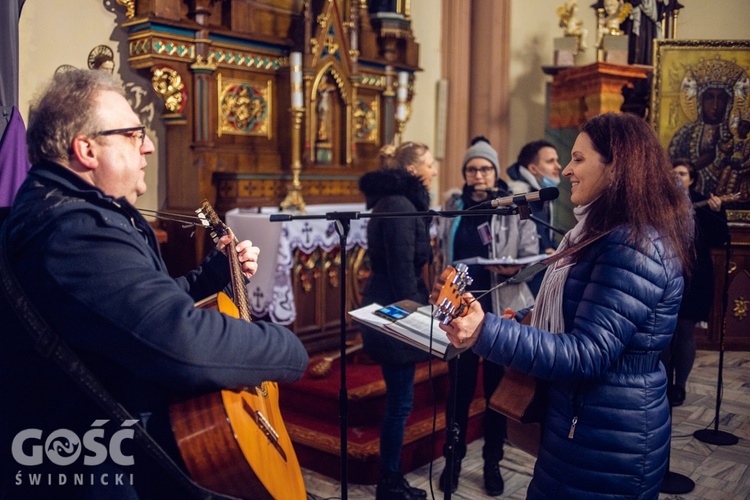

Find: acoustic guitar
[429,266,544,457]
[169,201,305,500]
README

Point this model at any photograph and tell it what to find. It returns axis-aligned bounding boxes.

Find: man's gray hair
[26,69,125,165]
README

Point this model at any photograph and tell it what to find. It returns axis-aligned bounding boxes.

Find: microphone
[487,187,559,207]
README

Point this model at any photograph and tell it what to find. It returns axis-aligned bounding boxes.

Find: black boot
[482,448,504,497]
[376,472,426,500]
[668,385,686,406]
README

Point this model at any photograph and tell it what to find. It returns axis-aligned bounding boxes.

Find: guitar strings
[138,208,203,228]
[138,208,236,243]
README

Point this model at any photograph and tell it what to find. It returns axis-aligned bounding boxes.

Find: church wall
[402,0,442,195]
[507,0,750,167]
[17,0,750,209]
[18,0,163,212]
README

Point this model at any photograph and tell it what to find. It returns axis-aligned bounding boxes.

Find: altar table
[226,204,369,325]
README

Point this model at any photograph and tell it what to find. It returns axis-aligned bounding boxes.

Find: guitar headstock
[196,199,229,244]
[726,192,742,203]
[429,264,473,325]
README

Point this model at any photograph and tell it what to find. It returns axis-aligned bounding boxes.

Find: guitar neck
[228,238,252,322]
[694,193,739,208]
[196,199,252,322]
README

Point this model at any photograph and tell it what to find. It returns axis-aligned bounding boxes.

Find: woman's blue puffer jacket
[474,226,683,499]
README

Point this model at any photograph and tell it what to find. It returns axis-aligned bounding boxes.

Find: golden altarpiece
[114,0,420,351]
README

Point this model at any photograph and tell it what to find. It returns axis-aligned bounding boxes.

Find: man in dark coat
[0,69,308,499]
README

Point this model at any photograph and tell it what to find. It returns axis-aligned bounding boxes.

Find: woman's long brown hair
[577,113,695,277]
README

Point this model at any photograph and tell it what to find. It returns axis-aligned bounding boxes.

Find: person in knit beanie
[437,136,539,497]
[462,136,500,180]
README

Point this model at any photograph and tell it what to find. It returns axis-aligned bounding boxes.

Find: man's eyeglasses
[465,166,494,176]
[92,126,146,148]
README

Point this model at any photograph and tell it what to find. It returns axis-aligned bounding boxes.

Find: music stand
[271,205,518,500]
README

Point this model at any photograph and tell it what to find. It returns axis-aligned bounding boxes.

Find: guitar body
[170,292,305,500]
[488,312,545,457]
[489,368,545,457]
[170,200,305,500]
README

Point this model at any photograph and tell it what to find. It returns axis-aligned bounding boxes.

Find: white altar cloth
[226,204,369,325]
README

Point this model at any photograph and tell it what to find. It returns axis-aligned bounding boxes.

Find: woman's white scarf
[530,203,592,333]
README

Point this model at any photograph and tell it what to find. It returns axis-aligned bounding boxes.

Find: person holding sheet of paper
[436,136,539,496]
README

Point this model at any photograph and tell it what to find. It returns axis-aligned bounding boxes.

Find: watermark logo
[12,419,137,467]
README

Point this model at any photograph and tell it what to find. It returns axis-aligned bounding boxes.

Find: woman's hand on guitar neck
[440,292,485,348]
[217,232,261,280]
[705,193,722,212]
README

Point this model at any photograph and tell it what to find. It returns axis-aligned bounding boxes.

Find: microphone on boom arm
[486,187,559,207]
[471,187,559,220]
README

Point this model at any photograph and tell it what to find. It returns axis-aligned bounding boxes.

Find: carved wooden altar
[114,0,420,350]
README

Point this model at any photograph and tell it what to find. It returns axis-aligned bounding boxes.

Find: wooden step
[279,357,486,484]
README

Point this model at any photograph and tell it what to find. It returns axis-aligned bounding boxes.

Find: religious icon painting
[651,39,750,220]
[353,96,379,144]
[217,73,272,138]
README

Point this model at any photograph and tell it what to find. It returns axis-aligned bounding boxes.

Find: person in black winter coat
[358,141,437,500]
[662,158,729,406]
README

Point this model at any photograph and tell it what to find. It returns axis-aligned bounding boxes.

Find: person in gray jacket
[0,69,308,499]
[437,136,538,496]
[440,113,694,499]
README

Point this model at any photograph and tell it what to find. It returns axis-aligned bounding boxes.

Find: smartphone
[374,304,411,321]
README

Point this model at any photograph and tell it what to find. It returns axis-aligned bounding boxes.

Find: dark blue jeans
[379,363,416,474]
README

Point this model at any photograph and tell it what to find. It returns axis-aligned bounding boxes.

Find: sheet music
[348,303,465,360]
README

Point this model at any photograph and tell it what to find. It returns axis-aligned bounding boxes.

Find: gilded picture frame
[651,39,750,222]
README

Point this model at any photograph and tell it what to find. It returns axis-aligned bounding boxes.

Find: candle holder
[396,116,407,145]
[280,107,306,212]
[395,71,409,144]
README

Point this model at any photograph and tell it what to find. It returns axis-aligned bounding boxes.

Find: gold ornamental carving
[295,249,322,294]
[151,66,185,113]
[217,74,272,138]
[116,0,135,19]
[191,54,217,73]
[324,250,341,288]
[734,296,749,320]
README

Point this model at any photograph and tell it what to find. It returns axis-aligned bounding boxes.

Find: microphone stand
[528,214,567,237]
[693,231,738,446]
[271,205,519,500]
